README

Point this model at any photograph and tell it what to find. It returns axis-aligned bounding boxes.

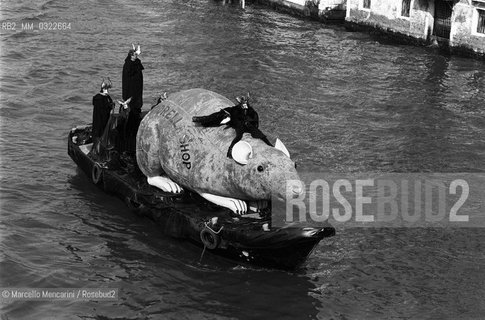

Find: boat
[68,111,335,270]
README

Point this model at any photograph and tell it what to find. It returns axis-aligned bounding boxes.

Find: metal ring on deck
[200,228,220,250]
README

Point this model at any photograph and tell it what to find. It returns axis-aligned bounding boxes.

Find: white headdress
[132,43,141,55]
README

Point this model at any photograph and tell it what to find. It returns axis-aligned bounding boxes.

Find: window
[363,0,371,9]
[402,0,411,17]
[478,9,485,33]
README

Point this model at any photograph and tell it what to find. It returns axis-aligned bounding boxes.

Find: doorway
[433,0,453,39]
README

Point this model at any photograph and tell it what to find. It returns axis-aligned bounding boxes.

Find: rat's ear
[235,96,241,104]
[274,138,290,158]
[231,141,253,165]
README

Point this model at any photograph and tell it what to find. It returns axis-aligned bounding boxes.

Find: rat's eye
[294,162,298,169]
[257,165,264,172]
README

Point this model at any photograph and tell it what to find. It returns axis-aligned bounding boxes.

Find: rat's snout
[272,179,304,202]
[276,179,304,201]
[288,180,304,196]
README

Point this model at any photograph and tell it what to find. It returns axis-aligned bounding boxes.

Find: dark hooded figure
[92,78,114,155]
[192,94,273,158]
[122,47,144,153]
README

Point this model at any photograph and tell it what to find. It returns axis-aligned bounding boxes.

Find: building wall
[450,0,485,54]
[318,0,347,13]
[277,0,306,11]
[257,0,484,58]
[346,0,435,41]
[255,0,346,21]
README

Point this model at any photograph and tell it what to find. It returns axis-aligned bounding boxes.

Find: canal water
[1,0,485,319]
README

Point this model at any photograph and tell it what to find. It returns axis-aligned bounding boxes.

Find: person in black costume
[192,94,273,158]
[92,78,115,156]
[122,45,144,154]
